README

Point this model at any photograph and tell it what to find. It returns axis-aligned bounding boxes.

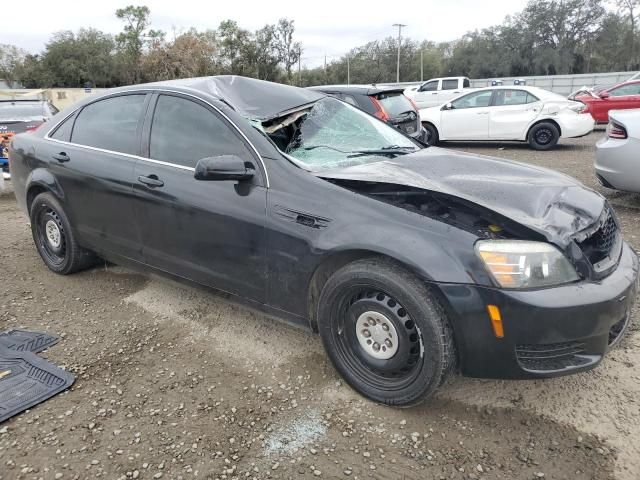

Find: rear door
[440,90,493,140]
[132,92,268,301]
[488,89,541,139]
[42,93,149,260]
[438,78,463,105]
[412,80,440,108]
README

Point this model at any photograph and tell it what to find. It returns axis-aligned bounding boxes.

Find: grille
[515,341,590,372]
[577,209,619,265]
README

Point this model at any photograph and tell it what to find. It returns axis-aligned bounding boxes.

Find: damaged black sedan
[9,76,639,406]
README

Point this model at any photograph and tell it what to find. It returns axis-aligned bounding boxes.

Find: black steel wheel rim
[35,207,67,266]
[535,127,553,145]
[332,287,424,391]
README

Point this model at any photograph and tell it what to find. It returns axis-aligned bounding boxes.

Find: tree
[0,44,26,87]
[115,5,161,84]
[274,19,301,84]
[616,0,640,68]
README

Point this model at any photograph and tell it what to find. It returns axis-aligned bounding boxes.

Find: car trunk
[374,92,420,136]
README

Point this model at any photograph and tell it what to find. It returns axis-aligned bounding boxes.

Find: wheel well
[421,121,438,132]
[26,185,49,213]
[307,250,425,333]
[528,119,561,139]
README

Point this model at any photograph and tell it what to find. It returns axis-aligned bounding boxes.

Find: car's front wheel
[30,192,96,274]
[317,258,455,406]
[528,122,559,150]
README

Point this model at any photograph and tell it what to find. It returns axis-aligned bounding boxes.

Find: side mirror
[599,91,610,99]
[194,155,255,181]
[442,103,454,111]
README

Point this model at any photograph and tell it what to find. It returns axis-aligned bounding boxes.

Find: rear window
[0,102,45,118]
[442,79,459,90]
[376,93,415,117]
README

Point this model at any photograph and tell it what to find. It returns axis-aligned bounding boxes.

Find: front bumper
[436,241,638,379]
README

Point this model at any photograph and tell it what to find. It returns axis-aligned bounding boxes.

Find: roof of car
[308,84,405,95]
[119,75,326,121]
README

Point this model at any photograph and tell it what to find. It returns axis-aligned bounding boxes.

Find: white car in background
[595,109,640,192]
[419,86,595,150]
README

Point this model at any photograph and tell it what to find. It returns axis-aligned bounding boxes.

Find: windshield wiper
[346,145,417,158]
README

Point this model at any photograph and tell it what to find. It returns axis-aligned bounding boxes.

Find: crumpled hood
[316,147,605,246]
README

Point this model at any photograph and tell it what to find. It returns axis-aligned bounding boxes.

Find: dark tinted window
[441,79,458,90]
[50,113,76,141]
[493,89,538,106]
[420,81,438,92]
[149,95,251,168]
[376,92,415,116]
[341,94,359,107]
[72,95,145,155]
[463,78,471,88]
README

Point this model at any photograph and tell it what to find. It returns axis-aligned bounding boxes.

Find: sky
[1,0,531,67]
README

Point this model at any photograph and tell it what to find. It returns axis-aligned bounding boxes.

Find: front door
[132,93,268,302]
[440,90,493,140]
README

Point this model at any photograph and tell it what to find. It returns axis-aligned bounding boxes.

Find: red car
[576,80,640,123]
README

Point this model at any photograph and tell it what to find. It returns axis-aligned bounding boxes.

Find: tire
[29,192,96,274]
[527,122,559,150]
[317,258,455,406]
[422,123,439,146]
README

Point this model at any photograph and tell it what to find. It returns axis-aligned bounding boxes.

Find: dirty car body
[9,76,639,405]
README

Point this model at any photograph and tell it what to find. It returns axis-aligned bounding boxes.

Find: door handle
[52,152,70,163]
[476,112,489,115]
[431,92,438,95]
[137,175,164,188]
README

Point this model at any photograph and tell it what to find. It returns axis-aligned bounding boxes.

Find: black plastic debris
[0,330,74,424]
[0,329,60,353]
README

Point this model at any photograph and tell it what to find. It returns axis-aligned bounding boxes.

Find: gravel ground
[0,129,636,480]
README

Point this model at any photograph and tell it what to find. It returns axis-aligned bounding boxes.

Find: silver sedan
[596,109,640,192]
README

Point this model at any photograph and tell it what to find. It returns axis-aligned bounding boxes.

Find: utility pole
[298,46,302,86]
[324,54,327,84]
[420,50,424,82]
[347,55,350,85]
[392,23,407,83]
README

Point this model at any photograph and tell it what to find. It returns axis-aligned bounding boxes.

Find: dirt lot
[1,130,639,480]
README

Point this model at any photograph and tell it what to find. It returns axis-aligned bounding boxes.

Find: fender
[24,168,66,212]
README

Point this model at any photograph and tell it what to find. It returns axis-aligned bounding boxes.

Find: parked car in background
[574,81,640,123]
[309,84,427,142]
[9,76,638,406]
[595,109,640,192]
[404,76,473,109]
[1,99,59,174]
[569,72,640,101]
[419,86,594,149]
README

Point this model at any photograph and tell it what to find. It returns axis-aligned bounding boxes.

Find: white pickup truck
[404,77,474,109]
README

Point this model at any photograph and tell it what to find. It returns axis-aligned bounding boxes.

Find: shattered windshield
[269,97,420,171]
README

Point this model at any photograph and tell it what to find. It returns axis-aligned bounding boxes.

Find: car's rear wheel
[528,122,559,150]
[422,123,439,146]
[317,258,455,406]
[30,192,96,274]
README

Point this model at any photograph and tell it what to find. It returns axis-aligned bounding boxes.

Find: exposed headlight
[476,240,579,289]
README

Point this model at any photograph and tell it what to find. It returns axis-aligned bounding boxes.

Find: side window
[610,84,640,97]
[463,78,471,88]
[149,95,252,168]
[341,95,359,107]
[71,95,146,155]
[441,79,458,90]
[492,89,537,107]
[420,81,438,92]
[451,90,493,109]
[50,113,76,142]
